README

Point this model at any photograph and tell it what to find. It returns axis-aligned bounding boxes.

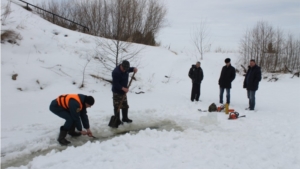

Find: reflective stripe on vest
[56,94,83,111]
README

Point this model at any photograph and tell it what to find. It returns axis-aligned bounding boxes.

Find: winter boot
[122,108,132,123]
[58,126,71,146]
[68,124,81,137]
[114,109,123,126]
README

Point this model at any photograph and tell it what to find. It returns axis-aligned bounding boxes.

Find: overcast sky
[157,0,300,51]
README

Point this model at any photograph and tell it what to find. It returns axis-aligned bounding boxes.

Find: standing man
[218,58,236,105]
[49,94,95,145]
[112,60,138,126]
[243,59,262,110]
[188,61,204,102]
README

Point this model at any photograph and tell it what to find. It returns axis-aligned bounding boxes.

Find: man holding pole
[110,60,138,127]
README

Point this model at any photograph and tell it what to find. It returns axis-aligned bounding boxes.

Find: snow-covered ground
[1,0,300,169]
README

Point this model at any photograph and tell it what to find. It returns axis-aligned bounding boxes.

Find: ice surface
[1,0,300,169]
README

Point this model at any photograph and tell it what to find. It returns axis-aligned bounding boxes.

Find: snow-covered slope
[1,0,300,169]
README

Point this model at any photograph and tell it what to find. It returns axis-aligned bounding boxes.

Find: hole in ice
[1,120,182,169]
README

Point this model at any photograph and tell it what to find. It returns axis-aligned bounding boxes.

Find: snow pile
[1,0,300,169]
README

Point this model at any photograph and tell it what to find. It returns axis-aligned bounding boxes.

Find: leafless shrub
[239,21,300,73]
[191,20,211,60]
[16,22,26,30]
[79,57,91,88]
[215,47,236,53]
[1,30,22,44]
[38,0,75,30]
[214,47,223,53]
[147,73,155,83]
[36,0,167,46]
[95,37,143,73]
[1,1,12,25]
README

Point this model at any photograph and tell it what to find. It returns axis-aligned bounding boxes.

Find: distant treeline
[239,21,300,73]
[36,0,167,46]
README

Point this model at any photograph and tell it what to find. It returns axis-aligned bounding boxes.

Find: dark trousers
[49,100,73,130]
[191,83,201,101]
[219,87,230,104]
[247,90,256,110]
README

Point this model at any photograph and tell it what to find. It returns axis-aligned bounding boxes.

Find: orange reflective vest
[56,94,83,111]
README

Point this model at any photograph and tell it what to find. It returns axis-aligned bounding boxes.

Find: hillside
[1,0,300,169]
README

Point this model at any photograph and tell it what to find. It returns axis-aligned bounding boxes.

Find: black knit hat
[225,58,231,63]
[85,96,95,106]
[122,60,130,71]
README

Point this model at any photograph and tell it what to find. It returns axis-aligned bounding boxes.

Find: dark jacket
[188,65,204,84]
[112,65,134,94]
[218,64,236,88]
[243,65,262,91]
[50,94,89,131]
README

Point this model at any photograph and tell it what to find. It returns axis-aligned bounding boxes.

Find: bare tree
[239,21,300,73]
[1,0,12,25]
[191,20,211,60]
[79,56,92,88]
[36,0,167,46]
[95,38,144,74]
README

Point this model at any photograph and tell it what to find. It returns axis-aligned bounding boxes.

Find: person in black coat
[111,60,138,126]
[188,61,204,102]
[218,58,236,104]
[243,59,262,110]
